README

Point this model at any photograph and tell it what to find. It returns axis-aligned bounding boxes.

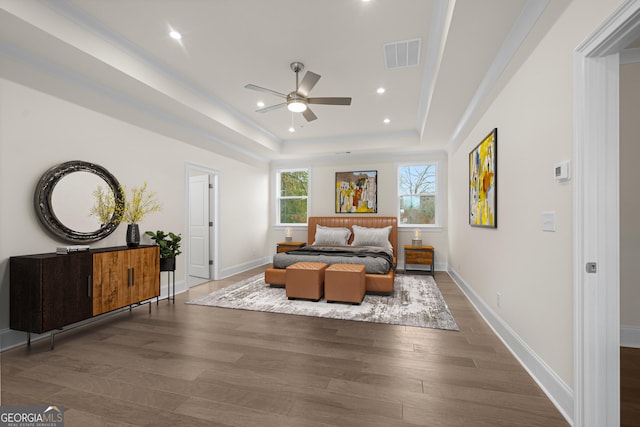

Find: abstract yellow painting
[335,170,377,213]
[469,129,497,227]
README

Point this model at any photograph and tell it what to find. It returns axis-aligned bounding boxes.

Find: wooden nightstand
[277,241,306,253]
[404,245,435,275]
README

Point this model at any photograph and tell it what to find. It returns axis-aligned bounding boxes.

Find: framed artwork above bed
[335,170,377,213]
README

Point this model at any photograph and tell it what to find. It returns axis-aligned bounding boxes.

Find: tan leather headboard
[307,216,398,257]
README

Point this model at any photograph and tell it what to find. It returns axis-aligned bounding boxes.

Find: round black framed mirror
[34,160,124,243]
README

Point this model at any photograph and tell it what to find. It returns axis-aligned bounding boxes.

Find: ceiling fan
[244,62,352,122]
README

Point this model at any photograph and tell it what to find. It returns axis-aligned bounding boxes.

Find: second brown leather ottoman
[264,267,286,287]
[285,262,328,301]
[325,264,366,304]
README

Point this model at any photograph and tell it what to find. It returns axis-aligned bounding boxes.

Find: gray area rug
[186,273,459,331]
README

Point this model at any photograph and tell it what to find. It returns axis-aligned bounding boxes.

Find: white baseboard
[219,257,270,279]
[158,276,187,298]
[448,267,574,426]
[621,325,640,348]
[0,328,37,352]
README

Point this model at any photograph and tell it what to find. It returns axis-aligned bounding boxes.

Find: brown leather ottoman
[264,267,286,287]
[285,262,328,301]
[325,264,366,304]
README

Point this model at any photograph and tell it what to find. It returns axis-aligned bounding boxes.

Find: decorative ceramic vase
[126,224,140,247]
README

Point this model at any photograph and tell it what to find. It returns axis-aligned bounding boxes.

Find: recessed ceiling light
[288,126,295,133]
[383,118,390,124]
[169,29,182,40]
[257,101,265,108]
[377,87,385,94]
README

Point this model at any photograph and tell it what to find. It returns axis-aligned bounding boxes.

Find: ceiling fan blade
[297,71,321,97]
[307,97,352,106]
[244,84,287,99]
[256,102,286,113]
[302,108,318,122]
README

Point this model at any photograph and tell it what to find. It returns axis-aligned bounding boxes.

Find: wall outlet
[496,292,501,308]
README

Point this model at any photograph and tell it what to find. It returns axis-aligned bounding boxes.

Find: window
[398,163,437,225]
[277,169,309,224]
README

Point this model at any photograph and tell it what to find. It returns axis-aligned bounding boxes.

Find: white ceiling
[0,0,570,165]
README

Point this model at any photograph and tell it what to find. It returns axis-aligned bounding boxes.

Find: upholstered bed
[264,216,397,294]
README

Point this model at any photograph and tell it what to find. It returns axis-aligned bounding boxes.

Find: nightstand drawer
[277,242,306,253]
[405,251,433,264]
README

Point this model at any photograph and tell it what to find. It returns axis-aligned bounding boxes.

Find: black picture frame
[469,128,497,228]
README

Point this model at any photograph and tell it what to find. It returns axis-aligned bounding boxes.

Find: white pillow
[351,225,392,249]
[313,225,351,246]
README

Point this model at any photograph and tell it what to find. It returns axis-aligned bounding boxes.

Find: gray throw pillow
[351,225,392,249]
[313,225,352,246]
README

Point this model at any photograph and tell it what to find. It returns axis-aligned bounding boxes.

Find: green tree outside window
[278,169,308,224]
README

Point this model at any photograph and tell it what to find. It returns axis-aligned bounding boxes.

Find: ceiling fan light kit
[287,102,307,113]
[245,61,351,123]
[287,94,307,112]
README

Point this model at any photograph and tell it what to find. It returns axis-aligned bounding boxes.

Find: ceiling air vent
[384,38,421,69]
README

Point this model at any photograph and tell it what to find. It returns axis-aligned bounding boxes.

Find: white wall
[0,78,269,340]
[448,0,622,398]
[270,152,449,269]
[620,61,640,347]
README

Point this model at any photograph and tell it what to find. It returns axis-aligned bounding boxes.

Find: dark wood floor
[622,346,640,426]
[1,268,569,426]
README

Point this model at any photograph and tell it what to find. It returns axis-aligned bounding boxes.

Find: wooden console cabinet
[92,247,159,315]
[10,246,160,339]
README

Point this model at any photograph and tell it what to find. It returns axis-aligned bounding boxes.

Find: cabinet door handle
[87,274,92,298]
[127,268,131,287]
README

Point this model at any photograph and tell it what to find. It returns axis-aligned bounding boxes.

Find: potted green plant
[145,230,182,271]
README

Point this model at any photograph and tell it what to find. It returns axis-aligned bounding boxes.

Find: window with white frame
[398,163,437,225]
[276,168,309,225]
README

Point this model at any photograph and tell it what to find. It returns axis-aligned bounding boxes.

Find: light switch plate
[542,211,556,232]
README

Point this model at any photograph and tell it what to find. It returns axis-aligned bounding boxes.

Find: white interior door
[574,3,640,425]
[188,174,210,279]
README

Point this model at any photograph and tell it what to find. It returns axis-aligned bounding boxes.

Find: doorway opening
[185,163,219,286]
